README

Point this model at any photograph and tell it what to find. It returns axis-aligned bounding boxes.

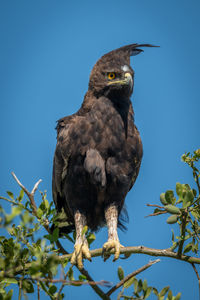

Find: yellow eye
[107,72,116,80]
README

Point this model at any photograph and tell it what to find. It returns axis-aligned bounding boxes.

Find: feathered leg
[70,211,91,269]
[102,204,122,261]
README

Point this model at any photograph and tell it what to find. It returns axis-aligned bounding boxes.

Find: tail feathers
[84,149,106,187]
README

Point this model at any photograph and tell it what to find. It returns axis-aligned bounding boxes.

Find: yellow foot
[102,240,123,262]
[70,243,91,269]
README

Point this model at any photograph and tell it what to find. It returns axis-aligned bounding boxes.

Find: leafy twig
[106,259,160,296]
[11,172,108,300]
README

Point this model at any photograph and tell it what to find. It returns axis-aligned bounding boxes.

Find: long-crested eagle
[52,43,155,269]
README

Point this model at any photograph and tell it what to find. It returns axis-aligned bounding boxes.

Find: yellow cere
[107,72,116,80]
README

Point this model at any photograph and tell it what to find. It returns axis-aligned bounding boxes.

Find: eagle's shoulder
[56,114,76,136]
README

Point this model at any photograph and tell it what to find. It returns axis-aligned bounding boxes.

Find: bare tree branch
[11,172,40,215]
[192,263,200,300]
[60,245,200,265]
[106,259,160,296]
[31,179,42,195]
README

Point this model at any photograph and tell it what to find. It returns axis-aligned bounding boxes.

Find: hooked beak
[107,72,133,89]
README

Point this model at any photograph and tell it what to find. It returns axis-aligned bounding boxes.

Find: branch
[177,211,188,257]
[37,281,40,300]
[106,259,160,296]
[31,278,110,287]
[11,172,40,215]
[0,196,18,206]
[79,267,110,299]
[4,244,200,280]
[192,263,200,300]
[59,245,200,265]
[146,203,164,209]
[10,172,108,299]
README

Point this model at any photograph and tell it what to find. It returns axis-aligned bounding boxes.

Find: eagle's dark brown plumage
[52,43,155,268]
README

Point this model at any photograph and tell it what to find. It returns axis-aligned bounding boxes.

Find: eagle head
[88,43,157,98]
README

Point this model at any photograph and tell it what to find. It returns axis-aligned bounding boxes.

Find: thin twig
[106,259,160,296]
[146,203,164,209]
[56,269,68,300]
[9,275,110,287]
[11,172,40,215]
[145,211,167,218]
[80,267,110,299]
[11,172,30,197]
[0,196,18,205]
[192,263,200,300]
[18,279,22,300]
[31,179,42,195]
[37,281,40,300]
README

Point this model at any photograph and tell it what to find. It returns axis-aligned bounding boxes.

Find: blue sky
[0,0,200,299]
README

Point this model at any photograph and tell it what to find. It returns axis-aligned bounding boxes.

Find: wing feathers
[84,149,106,187]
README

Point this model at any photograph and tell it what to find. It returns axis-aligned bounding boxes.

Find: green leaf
[18,189,24,201]
[117,266,124,280]
[79,275,87,281]
[137,279,143,293]
[143,279,147,291]
[133,278,138,293]
[172,229,175,241]
[1,278,18,284]
[37,208,43,218]
[44,199,50,209]
[22,280,34,293]
[160,286,170,297]
[174,292,181,300]
[81,226,88,236]
[165,191,175,204]
[165,205,181,215]
[183,190,194,208]
[87,232,96,246]
[49,285,57,295]
[144,287,152,298]
[167,290,173,300]
[153,288,158,296]
[52,228,59,242]
[6,191,14,199]
[191,210,199,220]
[160,193,167,205]
[176,183,182,197]
[183,243,193,254]
[62,258,69,268]
[192,189,197,197]
[124,276,135,288]
[167,215,178,224]
[68,267,74,281]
